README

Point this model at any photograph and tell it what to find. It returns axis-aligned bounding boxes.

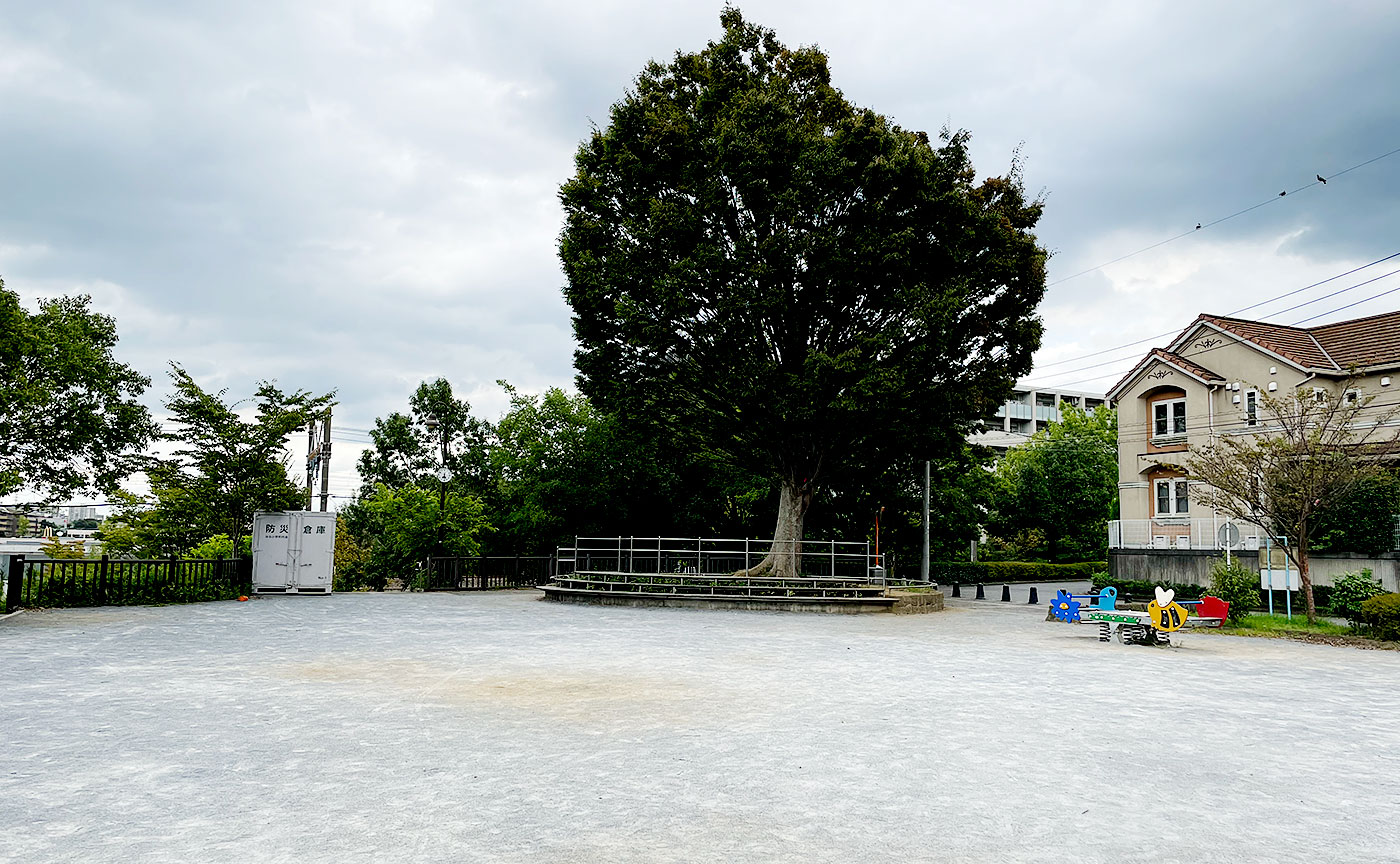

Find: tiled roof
[1106,348,1223,399]
[1189,310,1400,371]
[1194,315,1337,369]
[1309,309,1400,368]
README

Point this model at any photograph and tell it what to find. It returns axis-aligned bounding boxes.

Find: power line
[1031,250,1400,374]
[1045,145,1400,288]
[1022,263,1400,388]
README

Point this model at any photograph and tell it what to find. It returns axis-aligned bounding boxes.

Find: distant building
[969,384,1108,455]
[66,505,101,524]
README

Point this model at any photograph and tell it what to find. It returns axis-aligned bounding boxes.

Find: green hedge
[1359,593,1400,640]
[931,561,1105,584]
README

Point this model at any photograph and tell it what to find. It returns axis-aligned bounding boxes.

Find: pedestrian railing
[1108,519,1266,551]
[3,554,251,611]
[423,555,554,591]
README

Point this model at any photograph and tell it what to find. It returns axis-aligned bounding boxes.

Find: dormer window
[1154,398,1187,439]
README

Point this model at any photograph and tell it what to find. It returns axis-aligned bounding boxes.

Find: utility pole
[921,460,930,583]
[305,420,317,510]
[318,407,333,512]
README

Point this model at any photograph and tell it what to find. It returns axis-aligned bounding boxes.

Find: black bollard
[1027,586,1039,605]
[1000,584,1011,602]
[951,582,960,598]
[975,583,985,600]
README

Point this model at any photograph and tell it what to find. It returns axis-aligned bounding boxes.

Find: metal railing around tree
[556,537,889,584]
[3,554,252,611]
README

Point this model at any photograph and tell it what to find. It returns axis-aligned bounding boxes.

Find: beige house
[1105,309,1400,550]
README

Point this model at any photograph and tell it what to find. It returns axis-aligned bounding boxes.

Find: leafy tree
[1187,385,1400,623]
[71,518,101,530]
[356,378,494,501]
[343,484,489,588]
[988,404,1118,562]
[0,280,158,500]
[559,10,1046,577]
[40,536,88,559]
[186,534,250,560]
[150,364,334,553]
[1310,471,1400,556]
[16,515,30,537]
[333,514,375,591]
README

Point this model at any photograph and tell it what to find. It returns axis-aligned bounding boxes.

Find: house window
[1245,390,1258,426]
[1345,389,1360,406]
[1154,478,1190,515]
[1153,398,1187,438]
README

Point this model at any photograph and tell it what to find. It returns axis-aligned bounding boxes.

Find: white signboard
[1259,568,1297,591]
[252,510,336,594]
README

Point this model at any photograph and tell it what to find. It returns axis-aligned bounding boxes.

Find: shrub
[1328,569,1385,627]
[929,561,1104,584]
[1209,556,1256,624]
[1359,593,1400,641]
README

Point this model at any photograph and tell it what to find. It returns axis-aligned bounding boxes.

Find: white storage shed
[251,510,337,594]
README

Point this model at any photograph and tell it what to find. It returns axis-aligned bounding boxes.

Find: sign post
[1217,521,1241,567]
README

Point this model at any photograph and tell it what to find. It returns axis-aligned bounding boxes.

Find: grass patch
[1224,613,1352,636]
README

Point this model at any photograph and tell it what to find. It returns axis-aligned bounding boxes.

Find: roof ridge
[1305,332,1341,370]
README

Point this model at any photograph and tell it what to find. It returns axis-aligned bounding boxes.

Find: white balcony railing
[1108,518,1266,551]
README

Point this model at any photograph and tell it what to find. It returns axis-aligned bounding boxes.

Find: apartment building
[970,384,1107,454]
[1104,309,1400,549]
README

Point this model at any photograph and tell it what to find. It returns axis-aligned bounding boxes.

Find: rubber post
[975,583,985,600]
[1027,586,1039,605]
[951,582,960,598]
[1000,584,1011,602]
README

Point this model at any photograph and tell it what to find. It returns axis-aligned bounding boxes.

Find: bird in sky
[1279,190,1287,196]
[1195,223,1201,230]
[1317,174,1327,184]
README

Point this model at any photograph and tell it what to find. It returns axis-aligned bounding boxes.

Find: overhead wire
[1021,261,1400,389]
[1045,145,1400,288]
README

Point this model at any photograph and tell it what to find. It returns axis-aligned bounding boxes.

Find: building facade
[969,384,1107,454]
[1105,310,1400,549]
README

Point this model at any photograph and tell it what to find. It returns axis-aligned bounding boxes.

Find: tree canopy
[559,10,1047,575]
[0,279,157,501]
[355,378,494,501]
[988,404,1118,562]
[104,364,335,557]
[1186,385,1400,622]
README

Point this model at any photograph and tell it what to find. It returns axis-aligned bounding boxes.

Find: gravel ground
[2,591,1398,863]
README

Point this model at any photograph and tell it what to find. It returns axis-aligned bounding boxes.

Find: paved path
[2,592,1398,863]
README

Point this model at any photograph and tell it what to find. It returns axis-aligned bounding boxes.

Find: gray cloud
[2,0,1398,500]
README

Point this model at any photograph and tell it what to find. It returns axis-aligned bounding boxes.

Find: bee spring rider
[1048,586,1229,646]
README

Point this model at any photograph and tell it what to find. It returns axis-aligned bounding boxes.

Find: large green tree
[0,280,157,500]
[988,404,1118,562]
[147,364,335,552]
[559,11,1047,577]
[355,378,495,501]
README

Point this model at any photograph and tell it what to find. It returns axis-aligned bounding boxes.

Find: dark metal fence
[424,555,554,591]
[3,554,252,611]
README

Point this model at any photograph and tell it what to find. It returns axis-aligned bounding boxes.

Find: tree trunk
[735,479,812,579]
[1298,553,1317,625]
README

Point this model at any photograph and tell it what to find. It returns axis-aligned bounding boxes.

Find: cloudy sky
[3,0,1398,505]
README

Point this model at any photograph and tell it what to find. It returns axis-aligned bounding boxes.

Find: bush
[929,560,1104,584]
[1359,593,1400,641]
[1209,556,1256,624]
[1328,569,1385,627]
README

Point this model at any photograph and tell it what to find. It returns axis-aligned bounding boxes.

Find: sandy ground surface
[2,591,1398,863]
